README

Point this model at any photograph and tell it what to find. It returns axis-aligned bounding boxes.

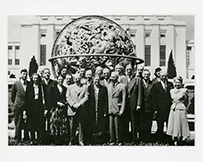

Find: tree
[28,55,38,77]
[167,50,177,79]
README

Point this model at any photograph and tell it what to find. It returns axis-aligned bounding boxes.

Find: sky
[8,15,194,42]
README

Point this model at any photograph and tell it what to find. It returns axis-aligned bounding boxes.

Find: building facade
[8,15,194,81]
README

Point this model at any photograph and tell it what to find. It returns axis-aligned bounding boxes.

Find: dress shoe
[79,141,84,146]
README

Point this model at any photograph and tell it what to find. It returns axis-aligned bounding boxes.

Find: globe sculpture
[49,15,144,77]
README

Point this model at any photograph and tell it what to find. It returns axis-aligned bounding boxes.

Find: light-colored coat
[107,82,126,115]
[66,84,88,116]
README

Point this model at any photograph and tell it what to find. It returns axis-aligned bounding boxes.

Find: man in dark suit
[11,69,29,141]
[140,69,154,142]
[41,68,57,143]
[125,63,143,143]
[152,72,173,142]
[87,74,108,145]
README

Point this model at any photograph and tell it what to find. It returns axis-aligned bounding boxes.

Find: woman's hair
[31,73,41,84]
[173,76,183,84]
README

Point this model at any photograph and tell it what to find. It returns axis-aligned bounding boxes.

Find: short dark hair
[20,69,27,73]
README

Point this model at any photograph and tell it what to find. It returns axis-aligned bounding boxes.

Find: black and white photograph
[7,14,195,146]
[1,0,203,162]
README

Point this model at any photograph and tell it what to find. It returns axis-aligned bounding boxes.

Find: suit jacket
[152,81,174,114]
[41,79,57,111]
[50,84,67,114]
[11,80,28,112]
[87,84,108,132]
[142,79,153,113]
[127,76,143,110]
[107,82,126,115]
[66,83,89,116]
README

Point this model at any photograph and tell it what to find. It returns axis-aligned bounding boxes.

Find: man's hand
[119,111,123,116]
[136,106,141,111]
[23,111,27,119]
[73,103,80,109]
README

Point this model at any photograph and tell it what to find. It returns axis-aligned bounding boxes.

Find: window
[160,45,166,66]
[130,30,136,37]
[8,46,13,65]
[41,31,46,37]
[144,18,150,21]
[160,30,166,38]
[15,45,20,65]
[15,59,20,65]
[56,17,63,21]
[129,17,135,21]
[40,45,46,66]
[15,46,20,50]
[145,31,151,38]
[41,17,49,21]
[187,46,192,50]
[8,59,12,65]
[145,45,151,66]
[114,17,121,21]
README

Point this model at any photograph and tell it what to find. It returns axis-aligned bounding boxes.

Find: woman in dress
[49,75,67,144]
[167,76,190,145]
[25,73,46,142]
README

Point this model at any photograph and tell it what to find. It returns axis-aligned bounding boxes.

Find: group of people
[10,63,191,146]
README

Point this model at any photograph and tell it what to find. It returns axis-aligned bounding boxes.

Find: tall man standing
[141,69,154,142]
[41,68,57,143]
[125,63,143,144]
[152,72,173,142]
[107,72,126,145]
[11,69,29,141]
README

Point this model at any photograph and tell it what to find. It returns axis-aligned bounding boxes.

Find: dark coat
[41,79,57,111]
[142,79,153,113]
[128,77,143,110]
[25,83,46,131]
[11,80,28,112]
[87,84,108,133]
[152,81,174,120]
[50,83,67,115]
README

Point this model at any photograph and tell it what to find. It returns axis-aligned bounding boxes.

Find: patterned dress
[167,88,190,140]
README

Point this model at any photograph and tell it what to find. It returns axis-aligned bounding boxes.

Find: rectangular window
[145,30,151,38]
[8,59,12,65]
[186,51,190,67]
[129,17,135,21]
[15,46,20,50]
[145,45,151,66]
[130,30,136,37]
[15,59,20,65]
[40,45,46,66]
[160,30,166,38]
[114,17,121,21]
[160,45,166,66]
[187,46,192,50]
[8,46,13,65]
